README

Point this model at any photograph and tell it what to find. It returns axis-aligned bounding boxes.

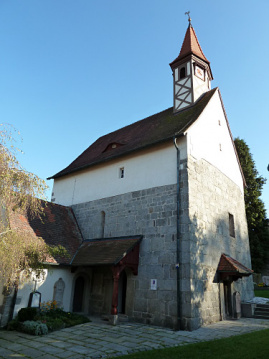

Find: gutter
[173,136,182,330]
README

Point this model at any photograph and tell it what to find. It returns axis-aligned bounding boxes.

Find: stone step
[254,304,269,320]
[254,314,269,319]
[255,304,269,309]
[255,309,269,315]
[101,314,129,322]
[255,307,269,312]
[254,302,269,320]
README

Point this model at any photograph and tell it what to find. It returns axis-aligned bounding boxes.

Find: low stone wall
[241,302,255,318]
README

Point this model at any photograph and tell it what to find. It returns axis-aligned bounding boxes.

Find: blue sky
[0,0,268,215]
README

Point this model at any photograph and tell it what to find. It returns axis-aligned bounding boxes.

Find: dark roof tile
[9,201,83,265]
[170,24,209,68]
[71,236,142,266]
[217,253,253,275]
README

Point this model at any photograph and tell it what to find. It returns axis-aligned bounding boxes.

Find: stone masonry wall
[71,156,253,331]
[72,184,180,328]
[182,156,253,330]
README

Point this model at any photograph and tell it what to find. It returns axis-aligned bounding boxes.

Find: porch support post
[111,266,120,315]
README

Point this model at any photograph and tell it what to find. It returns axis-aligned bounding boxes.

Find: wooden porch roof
[71,236,142,266]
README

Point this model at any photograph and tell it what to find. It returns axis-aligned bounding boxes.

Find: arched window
[180,67,186,79]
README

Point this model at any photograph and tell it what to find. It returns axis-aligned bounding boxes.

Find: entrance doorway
[73,276,85,312]
[223,281,232,318]
[118,270,127,314]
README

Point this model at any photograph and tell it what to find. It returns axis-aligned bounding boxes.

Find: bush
[8,304,90,335]
[20,320,48,336]
[41,308,65,319]
[18,307,38,322]
[45,318,65,331]
[62,312,90,327]
[7,318,20,331]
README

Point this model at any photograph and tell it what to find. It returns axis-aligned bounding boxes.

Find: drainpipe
[173,136,181,330]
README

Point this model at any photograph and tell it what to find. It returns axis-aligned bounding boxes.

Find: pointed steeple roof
[170,24,210,68]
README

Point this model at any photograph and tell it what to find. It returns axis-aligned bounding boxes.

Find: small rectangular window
[119,167,124,179]
[229,213,235,238]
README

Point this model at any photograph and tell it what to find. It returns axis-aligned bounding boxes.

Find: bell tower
[170,14,213,113]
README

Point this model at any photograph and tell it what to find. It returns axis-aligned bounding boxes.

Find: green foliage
[20,320,48,336]
[18,307,38,322]
[254,290,269,299]
[0,124,68,288]
[43,317,65,331]
[61,312,90,327]
[7,317,20,331]
[0,124,50,288]
[36,308,90,331]
[0,124,48,217]
[8,304,90,335]
[234,138,269,272]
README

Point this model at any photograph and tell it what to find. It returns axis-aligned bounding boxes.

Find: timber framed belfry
[169,15,213,113]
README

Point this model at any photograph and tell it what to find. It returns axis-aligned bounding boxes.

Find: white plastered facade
[186,89,244,194]
[52,89,244,207]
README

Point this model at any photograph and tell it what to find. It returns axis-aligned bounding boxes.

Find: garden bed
[7,300,90,335]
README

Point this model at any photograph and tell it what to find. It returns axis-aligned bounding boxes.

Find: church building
[1,18,254,331]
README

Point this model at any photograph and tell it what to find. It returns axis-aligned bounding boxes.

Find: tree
[0,124,62,289]
[234,137,269,272]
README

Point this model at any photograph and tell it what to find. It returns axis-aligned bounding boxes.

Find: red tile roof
[49,88,217,179]
[170,24,209,68]
[217,253,253,276]
[71,236,142,266]
[9,201,83,265]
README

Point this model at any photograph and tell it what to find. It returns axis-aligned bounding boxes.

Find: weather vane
[185,11,192,25]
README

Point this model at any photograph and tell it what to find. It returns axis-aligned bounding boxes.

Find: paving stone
[16,346,43,358]
[69,344,94,354]
[0,318,269,358]
[0,348,14,358]
[55,350,77,358]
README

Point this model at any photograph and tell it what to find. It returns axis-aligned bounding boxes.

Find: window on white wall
[119,167,125,179]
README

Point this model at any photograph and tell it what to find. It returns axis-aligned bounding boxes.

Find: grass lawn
[254,290,269,299]
[116,329,269,359]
